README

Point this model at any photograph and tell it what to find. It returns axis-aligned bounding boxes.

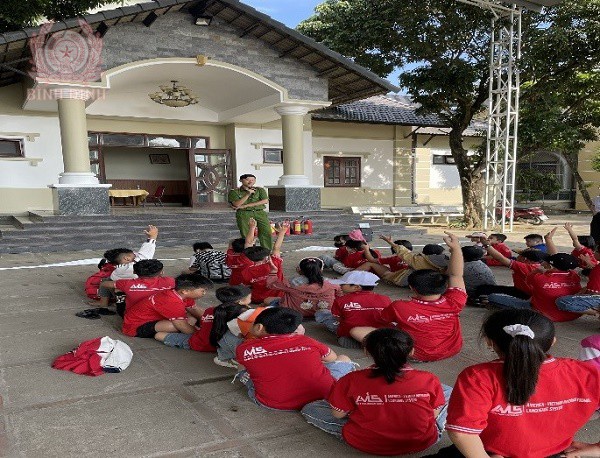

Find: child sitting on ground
[302,328,452,456]
[515,233,547,254]
[564,222,598,271]
[121,273,212,338]
[236,307,355,410]
[320,231,376,275]
[226,218,256,286]
[155,285,251,353]
[264,257,341,318]
[319,234,349,270]
[352,232,466,362]
[188,242,231,282]
[483,233,512,266]
[241,221,288,303]
[315,271,391,349]
[467,232,486,247]
[445,309,599,458]
[461,245,496,300]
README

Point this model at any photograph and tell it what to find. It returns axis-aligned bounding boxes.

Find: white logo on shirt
[243,347,268,358]
[343,302,363,310]
[545,282,571,289]
[491,404,524,416]
[129,284,148,290]
[407,313,429,323]
[407,313,455,323]
[491,397,592,416]
[202,314,214,322]
[356,392,384,405]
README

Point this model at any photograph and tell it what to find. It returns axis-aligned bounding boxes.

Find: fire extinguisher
[304,218,313,235]
[293,218,302,235]
[284,220,291,235]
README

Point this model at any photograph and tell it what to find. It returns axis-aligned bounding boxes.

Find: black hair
[133,259,163,277]
[193,242,213,251]
[462,245,485,262]
[577,236,596,250]
[367,248,380,259]
[422,244,444,255]
[215,285,251,304]
[365,328,414,384]
[239,173,256,180]
[490,233,507,243]
[254,307,302,334]
[407,269,448,295]
[356,285,375,291]
[392,240,413,254]
[334,234,349,248]
[546,253,579,271]
[103,248,134,264]
[482,309,555,406]
[243,246,271,262]
[231,238,246,253]
[175,273,213,291]
[524,234,543,243]
[344,239,364,251]
[97,258,108,269]
[209,302,248,347]
[520,250,549,263]
[299,258,324,286]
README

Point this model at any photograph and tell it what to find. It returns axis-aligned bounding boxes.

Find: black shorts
[135,321,159,338]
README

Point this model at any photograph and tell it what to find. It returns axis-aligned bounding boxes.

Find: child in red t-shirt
[302,328,450,456]
[564,222,598,270]
[319,234,349,270]
[236,307,355,411]
[483,233,512,267]
[352,232,467,362]
[446,309,600,458]
[315,270,391,349]
[226,218,257,286]
[354,239,412,277]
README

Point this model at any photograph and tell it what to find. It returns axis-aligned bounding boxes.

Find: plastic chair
[144,185,165,207]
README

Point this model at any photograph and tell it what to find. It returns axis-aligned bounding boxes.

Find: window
[432,154,455,165]
[0,138,24,158]
[324,156,361,187]
[263,148,283,164]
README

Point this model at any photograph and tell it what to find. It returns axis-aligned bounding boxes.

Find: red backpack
[85,262,116,300]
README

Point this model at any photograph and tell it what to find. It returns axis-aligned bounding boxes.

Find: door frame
[187,148,233,208]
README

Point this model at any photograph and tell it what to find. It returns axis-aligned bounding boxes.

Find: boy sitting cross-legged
[226,218,256,286]
[236,307,355,410]
[315,271,391,349]
[352,232,467,362]
[122,273,213,338]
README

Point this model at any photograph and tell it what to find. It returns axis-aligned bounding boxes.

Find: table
[108,189,149,206]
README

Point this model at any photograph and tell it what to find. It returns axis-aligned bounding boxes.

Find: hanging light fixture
[149,80,199,108]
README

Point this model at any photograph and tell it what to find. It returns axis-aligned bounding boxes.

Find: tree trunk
[562,151,594,212]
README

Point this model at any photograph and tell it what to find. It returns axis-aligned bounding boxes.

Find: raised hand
[442,231,461,251]
[544,227,557,240]
[144,225,158,239]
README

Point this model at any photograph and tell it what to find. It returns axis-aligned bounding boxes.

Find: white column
[52,88,99,185]
[275,105,310,186]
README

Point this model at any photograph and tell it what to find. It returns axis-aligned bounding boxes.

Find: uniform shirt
[236,334,334,410]
[115,276,175,310]
[241,256,284,303]
[509,260,540,295]
[485,242,512,266]
[446,357,600,458]
[225,249,253,286]
[110,240,157,281]
[334,246,349,263]
[188,307,217,352]
[190,249,231,280]
[342,249,381,269]
[265,274,340,317]
[527,270,581,322]
[381,288,468,361]
[572,246,598,269]
[331,291,391,337]
[227,186,268,210]
[329,367,445,456]
[378,255,409,272]
[122,289,188,337]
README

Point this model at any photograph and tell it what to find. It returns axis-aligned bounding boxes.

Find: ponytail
[365,328,413,384]
[482,309,555,405]
[298,258,324,286]
[97,258,107,269]
[209,302,247,347]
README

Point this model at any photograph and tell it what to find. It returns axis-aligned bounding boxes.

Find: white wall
[103,147,189,180]
[429,150,461,189]
[311,137,394,188]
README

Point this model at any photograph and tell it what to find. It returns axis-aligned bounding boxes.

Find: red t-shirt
[335,246,349,263]
[446,357,600,458]
[236,334,334,410]
[485,243,512,267]
[188,307,217,352]
[115,276,176,309]
[527,270,581,322]
[510,260,540,294]
[381,288,468,361]
[586,264,600,293]
[241,256,284,303]
[378,255,408,272]
[226,249,254,286]
[331,291,391,337]
[122,289,189,337]
[342,249,381,268]
[572,246,598,269]
[329,367,445,456]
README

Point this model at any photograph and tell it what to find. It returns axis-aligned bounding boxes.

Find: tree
[0,1,121,33]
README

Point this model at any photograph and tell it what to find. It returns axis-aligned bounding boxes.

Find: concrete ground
[0,215,598,457]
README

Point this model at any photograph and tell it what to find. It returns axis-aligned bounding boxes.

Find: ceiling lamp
[149,80,198,108]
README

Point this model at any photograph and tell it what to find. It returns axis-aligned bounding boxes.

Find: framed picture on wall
[149,153,170,164]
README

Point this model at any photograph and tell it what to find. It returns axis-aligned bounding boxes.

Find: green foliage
[0,0,121,33]
[591,151,600,173]
[516,169,562,202]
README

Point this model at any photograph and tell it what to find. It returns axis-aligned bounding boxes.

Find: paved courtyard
[0,217,598,457]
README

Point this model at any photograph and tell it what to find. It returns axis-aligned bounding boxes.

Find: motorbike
[495,204,549,225]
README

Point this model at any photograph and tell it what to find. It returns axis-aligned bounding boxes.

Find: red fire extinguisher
[293,218,302,235]
[304,218,313,235]
[284,220,291,235]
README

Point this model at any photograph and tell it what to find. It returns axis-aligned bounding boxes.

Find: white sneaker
[213,356,238,369]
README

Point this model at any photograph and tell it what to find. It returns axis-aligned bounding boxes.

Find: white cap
[329,271,379,286]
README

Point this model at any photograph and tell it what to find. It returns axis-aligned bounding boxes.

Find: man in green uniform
[228,174,272,250]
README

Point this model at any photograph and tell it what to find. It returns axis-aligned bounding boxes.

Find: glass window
[432,155,445,164]
[147,136,189,148]
[263,148,283,164]
[101,133,145,147]
[324,157,361,187]
[0,139,23,157]
[193,138,208,149]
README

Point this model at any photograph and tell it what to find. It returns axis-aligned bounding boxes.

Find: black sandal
[75,309,101,319]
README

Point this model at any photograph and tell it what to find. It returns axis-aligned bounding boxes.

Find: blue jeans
[487,294,532,310]
[301,384,453,440]
[162,333,191,350]
[555,295,600,313]
[216,330,243,361]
